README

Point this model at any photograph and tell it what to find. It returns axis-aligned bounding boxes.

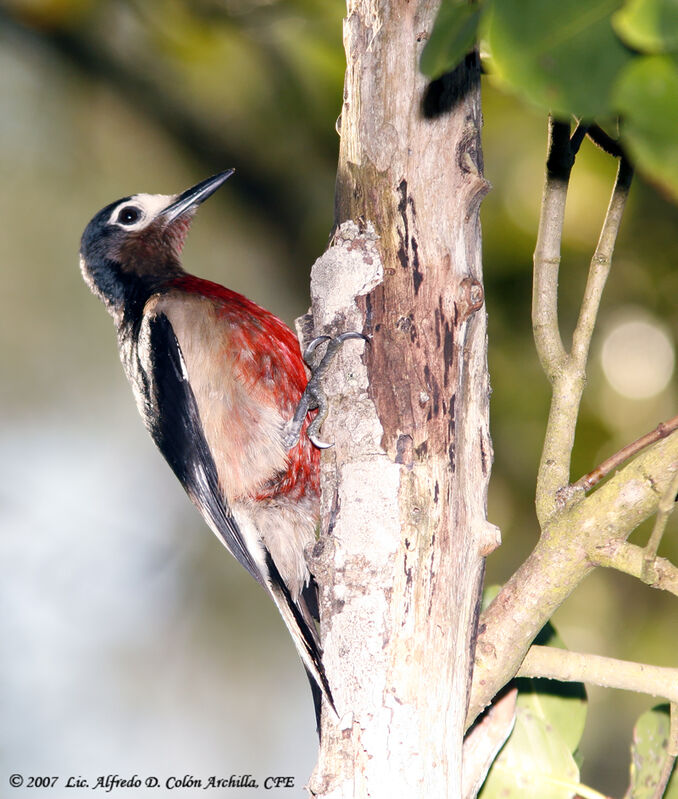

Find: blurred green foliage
[1,0,677,796]
[423,0,678,201]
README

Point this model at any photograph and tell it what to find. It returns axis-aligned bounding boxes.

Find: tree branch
[587,124,625,159]
[569,121,590,156]
[467,430,678,728]
[645,469,678,561]
[534,144,633,525]
[532,118,570,381]
[570,157,633,367]
[462,688,517,799]
[583,421,678,597]
[573,413,678,492]
[670,703,678,757]
[312,5,489,794]
[590,539,678,597]
[517,646,678,705]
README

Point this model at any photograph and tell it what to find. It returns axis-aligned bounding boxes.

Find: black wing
[145,311,263,586]
[144,312,335,721]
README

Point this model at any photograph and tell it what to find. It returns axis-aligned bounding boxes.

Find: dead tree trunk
[305,2,494,796]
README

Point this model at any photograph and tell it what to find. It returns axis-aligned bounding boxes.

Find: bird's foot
[282,332,368,450]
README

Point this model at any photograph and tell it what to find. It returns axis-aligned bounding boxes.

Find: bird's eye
[117,206,142,225]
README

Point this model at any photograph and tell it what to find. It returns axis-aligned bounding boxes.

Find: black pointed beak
[162,169,235,223]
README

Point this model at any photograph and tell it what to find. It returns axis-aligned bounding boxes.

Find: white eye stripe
[108,193,177,231]
[108,203,146,231]
[116,205,144,226]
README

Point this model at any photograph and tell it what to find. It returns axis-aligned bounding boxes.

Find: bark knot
[458,277,484,322]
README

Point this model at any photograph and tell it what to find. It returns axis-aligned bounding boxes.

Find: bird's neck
[110,261,184,333]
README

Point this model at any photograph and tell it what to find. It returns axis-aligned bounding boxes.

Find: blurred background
[0,1,676,796]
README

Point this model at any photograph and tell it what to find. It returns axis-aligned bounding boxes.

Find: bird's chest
[179,343,291,500]
[122,308,291,502]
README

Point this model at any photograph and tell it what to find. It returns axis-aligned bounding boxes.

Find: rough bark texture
[306,2,494,796]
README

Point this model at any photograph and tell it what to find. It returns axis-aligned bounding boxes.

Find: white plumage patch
[107,193,176,232]
[233,495,317,601]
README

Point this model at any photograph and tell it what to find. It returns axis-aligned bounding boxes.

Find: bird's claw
[283,331,368,451]
[302,335,331,361]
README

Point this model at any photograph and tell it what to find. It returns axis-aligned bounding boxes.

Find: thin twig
[534,148,634,524]
[670,702,678,757]
[517,646,678,704]
[570,157,633,367]
[587,124,625,158]
[653,753,676,799]
[462,688,517,799]
[573,413,678,491]
[532,118,571,380]
[645,469,678,561]
[569,121,590,156]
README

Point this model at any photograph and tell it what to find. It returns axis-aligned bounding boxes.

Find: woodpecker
[79,170,344,721]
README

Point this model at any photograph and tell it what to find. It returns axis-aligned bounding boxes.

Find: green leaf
[628,704,677,798]
[479,621,589,799]
[614,55,678,201]
[613,0,678,54]
[420,1,483,79]
[516,679,588,754]
[481,583,502,611]
[483,0,633,118]
[516,623,588,754]
[479,705,581,799]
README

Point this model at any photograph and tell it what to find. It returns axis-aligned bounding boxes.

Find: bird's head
[79,170,234,323]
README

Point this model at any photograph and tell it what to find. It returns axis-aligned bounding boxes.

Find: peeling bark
[304,2,493,796]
